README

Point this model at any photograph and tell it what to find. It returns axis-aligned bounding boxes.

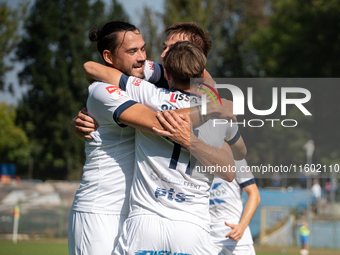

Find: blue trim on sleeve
[227,130,241,145]
[154,64,169,89]
[239,178,256,188]
[112,100,138,127]
[119,74,129,91]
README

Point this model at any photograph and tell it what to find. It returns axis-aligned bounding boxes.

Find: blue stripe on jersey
[212,183,222,190]
[239,178,256,188]
[169,142,181,169]
[112,100,138,127]
[119,74,129,91]
[214,198,226,204]
[227,130,241,145]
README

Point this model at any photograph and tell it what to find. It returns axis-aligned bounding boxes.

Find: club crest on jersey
[132,77,142,86]
[105,86,126,99]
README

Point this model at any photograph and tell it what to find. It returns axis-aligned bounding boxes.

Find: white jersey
[71,61,162,215]
[117,76,240,231]
[71,82,138,214]
[210,159,256,246]
[143,60,163,84]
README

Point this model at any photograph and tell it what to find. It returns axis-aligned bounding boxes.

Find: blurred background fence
[0,180,79,239]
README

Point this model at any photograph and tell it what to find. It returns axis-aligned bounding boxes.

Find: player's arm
[84,61,236,123]
[71,108,98,139]
[225,182,260,241]
[84,61,122,85]
[230,136,247,160]
[152,110,235,181]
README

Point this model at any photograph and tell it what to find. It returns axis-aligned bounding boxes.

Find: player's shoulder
[89,82,128,101]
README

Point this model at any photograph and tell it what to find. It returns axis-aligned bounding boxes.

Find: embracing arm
[71,108,98,139]
[83,61,236,122]
[225,183,260,241]
[192,140,235,181]
[84,61,122,85]
[152,110,235,181]
[230,136,247,160]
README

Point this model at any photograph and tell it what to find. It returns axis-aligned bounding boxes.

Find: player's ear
[164,68,171,82]
[103,49,115,66]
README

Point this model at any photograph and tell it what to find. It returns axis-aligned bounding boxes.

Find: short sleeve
[224,124,240,145]
[143,60,162,84]
[120,76,161,105]
[87,82,138,127]
[234,159,255,186]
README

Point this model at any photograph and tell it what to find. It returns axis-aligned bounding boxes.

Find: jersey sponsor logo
[147,60,154,70]
[132,77,143,86]
[157,173,202,190]
[105,86,126,99]
[209,182,228,203]
[209,198,226,205]
[161,104,178,111]
[169,93,190,103]
[135,251,191,255]
[154,187,195,203]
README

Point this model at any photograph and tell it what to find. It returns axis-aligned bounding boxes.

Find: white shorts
[68,210,128,255]
[213,244,256,255]
[114,215,217,255]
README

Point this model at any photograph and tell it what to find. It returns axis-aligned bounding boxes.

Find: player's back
[126,83,230,231]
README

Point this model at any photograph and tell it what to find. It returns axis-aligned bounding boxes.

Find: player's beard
[130,61,145,79]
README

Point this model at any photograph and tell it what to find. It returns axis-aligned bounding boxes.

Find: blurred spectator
[299,220,310,254]
[325,181,332,202]
[311,178,321,202]
[271,172,281,187]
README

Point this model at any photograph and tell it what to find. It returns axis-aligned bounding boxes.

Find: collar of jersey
[169,89,198,97]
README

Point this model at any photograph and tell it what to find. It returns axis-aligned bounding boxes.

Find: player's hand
[225,222,246,242]
[152,110,191,149]
[215,98,237,122]
[71,107,98,140]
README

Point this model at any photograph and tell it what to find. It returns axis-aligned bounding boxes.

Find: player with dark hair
[68,20,166,255]
[69,21,238,255]
[162,21,212,58]
[88,21,145,78]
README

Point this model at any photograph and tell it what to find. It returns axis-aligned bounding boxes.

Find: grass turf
[1,240,340,255]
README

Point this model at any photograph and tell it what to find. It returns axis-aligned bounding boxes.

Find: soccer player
[209,159,260,255]
[68,21,158,255]
[76,22,245,159]
[99,41,236,254]
[69,21,239,255]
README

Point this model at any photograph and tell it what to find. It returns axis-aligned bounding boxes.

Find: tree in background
[15,0,129,180]
[0,2,27,93]
[247,0,340,167]
[139,6,163,63]
[0,103,30,167]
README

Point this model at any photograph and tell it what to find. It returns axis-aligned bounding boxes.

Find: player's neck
[170,81,190,92]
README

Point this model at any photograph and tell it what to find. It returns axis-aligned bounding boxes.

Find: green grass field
[1,239,340,255]
[1,239,69,255]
